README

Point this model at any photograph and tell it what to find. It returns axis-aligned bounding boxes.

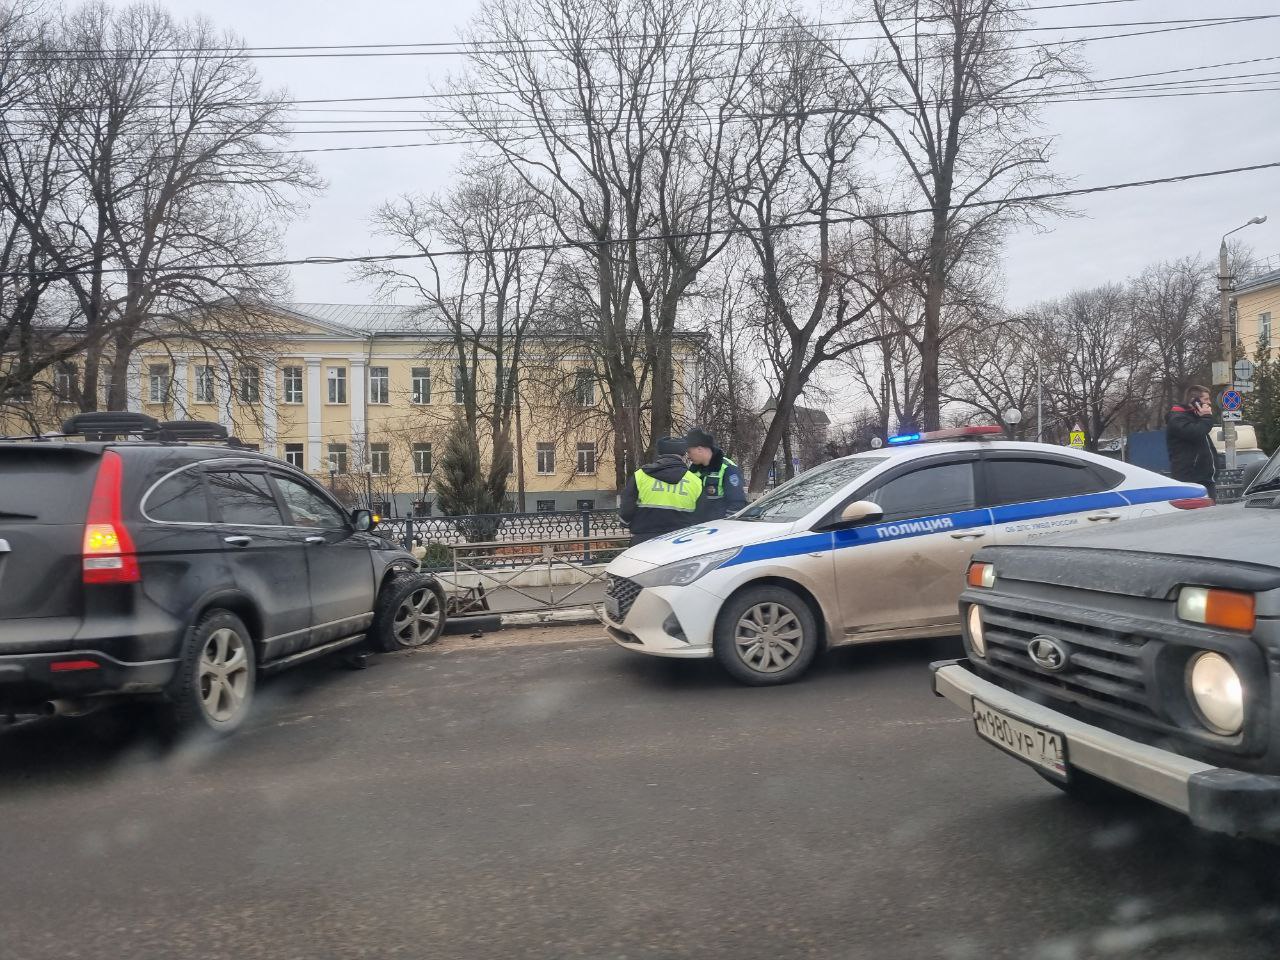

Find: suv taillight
[82,450,140,584]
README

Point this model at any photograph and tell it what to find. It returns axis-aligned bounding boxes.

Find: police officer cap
[682,428,715,450]
[656,436,688,456]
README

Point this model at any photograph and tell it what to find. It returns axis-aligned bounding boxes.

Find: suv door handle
[224,535,252,546]
[305,536,326,544]
[1087,513,1120,522]
[949,531,987,541]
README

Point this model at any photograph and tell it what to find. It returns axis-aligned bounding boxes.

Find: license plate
[604,596,620,621]
[972,698,1068,780]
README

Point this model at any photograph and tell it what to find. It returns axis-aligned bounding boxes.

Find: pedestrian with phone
[1166,384,1217,499]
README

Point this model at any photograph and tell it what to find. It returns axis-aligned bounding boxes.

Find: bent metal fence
[379,510,630,617]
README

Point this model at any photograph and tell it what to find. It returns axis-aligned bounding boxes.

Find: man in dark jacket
[618,438,704,545]
[1166,384,1217,498]
[683,427,747,523]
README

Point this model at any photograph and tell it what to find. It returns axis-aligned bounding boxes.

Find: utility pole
[1219,216,1268,471]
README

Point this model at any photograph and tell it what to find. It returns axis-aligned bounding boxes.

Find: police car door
[829,452,990,639]
[980,452,1132,546]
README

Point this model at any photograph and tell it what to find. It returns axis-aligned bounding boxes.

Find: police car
[600,427,1211,685]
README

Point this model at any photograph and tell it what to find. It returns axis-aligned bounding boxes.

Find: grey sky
[111,0,1280,310]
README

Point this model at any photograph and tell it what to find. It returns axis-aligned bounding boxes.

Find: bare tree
[448,0,763,485]
[1040,283,1147,449]
[1,2,320,423]
[1129,257,1217,428]
[724,25,894,495]
[848,0,1084,431]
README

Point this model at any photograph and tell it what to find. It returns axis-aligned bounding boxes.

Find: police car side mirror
[840,500,883,524]
[817,500,883,531]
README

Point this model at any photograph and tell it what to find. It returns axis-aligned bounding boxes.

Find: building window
[576,442,597,475]
[238,364,260,404]
[369,366,389,405]
[54,363,76,402]
[194,365,215,404]
[576,499,595,511]
[327,367,347,404]
[413,442,433,476]
[536,499,556,513]
[148,364,171,404]
[284,443,304,469]
[574,370,596,406]
[283,366,303,404]
[411,367,431,405]
[328,443,348,474]
[453,366,465,405]
[1261,312,1272,348]
[370,443,390,476]
[536,443,556,475]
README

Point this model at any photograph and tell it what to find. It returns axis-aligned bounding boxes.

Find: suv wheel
[370,575,446,652]
[163,609,256,737]
[713,585,819,686]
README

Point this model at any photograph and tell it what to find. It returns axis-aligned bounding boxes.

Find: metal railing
[381,509,626,554]
[378,509,630,617]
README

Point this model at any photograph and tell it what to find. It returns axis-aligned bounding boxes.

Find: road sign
[1221,389,1243,411]
[1238,380,1255,394]
[1069,431,1086,449]
[1235,358,1255,382]
[1222,410,1244,422]
[1212,361,1231,385]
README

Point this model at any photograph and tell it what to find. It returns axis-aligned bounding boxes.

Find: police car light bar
[886,426,1003,446]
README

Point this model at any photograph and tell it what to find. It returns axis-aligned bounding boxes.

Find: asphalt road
[3,634,1279,960]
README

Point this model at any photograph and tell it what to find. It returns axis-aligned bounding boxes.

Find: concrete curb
[442,605,601,636]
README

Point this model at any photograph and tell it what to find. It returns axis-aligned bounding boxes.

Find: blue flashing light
[887,433,921,445]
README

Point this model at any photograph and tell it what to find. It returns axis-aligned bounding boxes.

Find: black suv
[1,413,445,736]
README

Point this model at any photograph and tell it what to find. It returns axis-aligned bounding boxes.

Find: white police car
[600,427,1211,685]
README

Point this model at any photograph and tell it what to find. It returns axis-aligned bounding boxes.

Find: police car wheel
[713,585,818,686]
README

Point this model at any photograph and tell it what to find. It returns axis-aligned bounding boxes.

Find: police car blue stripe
[719,484,1206,569]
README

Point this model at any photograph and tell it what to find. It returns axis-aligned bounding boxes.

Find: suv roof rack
[156,420,230,442]
[0,412,250,449]
[61,411,162,441]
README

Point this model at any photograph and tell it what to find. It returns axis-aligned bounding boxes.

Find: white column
[263,361,279,457]
[306,358,323,472]
[126,356,142,412]
[170,358,188,418]
[216,362,233,430]
[349,357,367,455]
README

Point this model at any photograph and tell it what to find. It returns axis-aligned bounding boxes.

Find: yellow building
[5,303,704,515]
[1237,267,1280,362]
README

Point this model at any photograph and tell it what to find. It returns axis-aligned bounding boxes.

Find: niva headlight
[632,548,741,589]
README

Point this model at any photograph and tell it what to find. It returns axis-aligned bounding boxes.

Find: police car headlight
[632,548,741,588]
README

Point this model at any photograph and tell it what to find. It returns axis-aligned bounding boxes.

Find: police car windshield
[736,457,887,523]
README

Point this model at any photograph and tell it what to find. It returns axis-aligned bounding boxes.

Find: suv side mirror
[351,509,375,532]
[830,500,883,528]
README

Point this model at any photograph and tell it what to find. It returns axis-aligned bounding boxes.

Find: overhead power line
[17,14,1276,60]
[9,159,1280,278]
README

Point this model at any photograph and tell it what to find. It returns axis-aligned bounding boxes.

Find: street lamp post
[1219,215,1267,470]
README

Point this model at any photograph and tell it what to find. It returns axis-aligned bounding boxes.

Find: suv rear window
[0,449,99,523]
[208,471,284,525]
[145,468,210,523]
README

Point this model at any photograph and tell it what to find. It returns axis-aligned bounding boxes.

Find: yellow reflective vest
[634,469,703,512]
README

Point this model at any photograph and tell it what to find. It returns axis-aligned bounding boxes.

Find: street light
[1218,215,1268,470]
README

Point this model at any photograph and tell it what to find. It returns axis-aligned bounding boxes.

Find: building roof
[284,303,447,335]
[1236,267,1280,297]
[761,400,832,427]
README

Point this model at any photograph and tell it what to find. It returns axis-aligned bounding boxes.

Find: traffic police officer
[619,437,704,545]
[682,428,747,522]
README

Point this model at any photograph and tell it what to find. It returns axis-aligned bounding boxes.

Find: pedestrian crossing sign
[1069,431,1086,449]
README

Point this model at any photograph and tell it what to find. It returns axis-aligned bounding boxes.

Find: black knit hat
[682,428,715,450]
[656,436,688,456]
